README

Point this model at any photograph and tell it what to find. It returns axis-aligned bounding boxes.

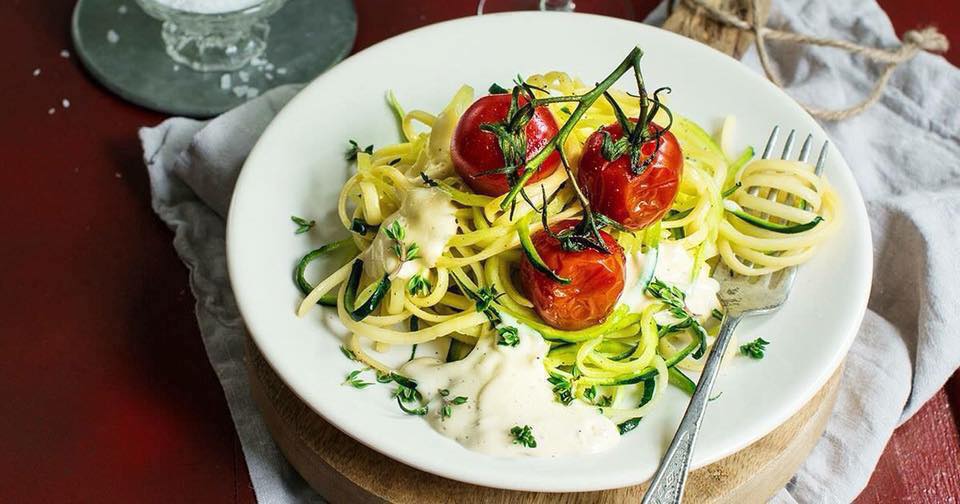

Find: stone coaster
[71,0,357,117]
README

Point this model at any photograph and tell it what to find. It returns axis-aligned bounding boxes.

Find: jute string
[679,0,950,121]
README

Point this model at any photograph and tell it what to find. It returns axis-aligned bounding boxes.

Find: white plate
[227,12,872,493]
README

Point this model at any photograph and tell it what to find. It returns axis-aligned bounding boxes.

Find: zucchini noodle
[295,72,840,425]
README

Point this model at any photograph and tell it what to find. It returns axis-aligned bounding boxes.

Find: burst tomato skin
[519,220,626,331]
[450,94,561,196]
[577,122,683,230]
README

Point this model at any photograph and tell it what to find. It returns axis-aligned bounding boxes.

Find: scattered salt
[48,108,56,115]
[149,0,265,14]
[118,4,128,14]
[232,85,249,97]
[265,63,274,71]
[245,87,259,99]
[238,70,250,82]
[276,67,287,75]
[220,73,232,90]
[32,68,41,77]
[62,99,71,109]
[173,64,180,72]
[225,45,238,55]
[250,56,266,67]
[264,73,273,81]
[115,172,123,179]
[107,30,120,44]
[60,49,70,58]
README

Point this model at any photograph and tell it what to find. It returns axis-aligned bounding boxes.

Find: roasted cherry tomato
[451,94,561,196]
[519,220,626,330]
[577,122,683,230]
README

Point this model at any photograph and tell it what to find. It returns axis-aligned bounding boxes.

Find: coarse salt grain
[60,49,70,58]
[32,68,41,77]
[232,85,249,97]
[245,87,259,99]
[173,65,180,72]
[238,70,250,82]
[118,4,128,14]
[276,67,287,75]
[264,73,273,81]
[220,73,232,90]
[107,30,120,44]
[48,108,56,115]
[62,99,71,109]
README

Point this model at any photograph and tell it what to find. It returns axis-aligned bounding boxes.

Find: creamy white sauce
[400,315,620,457]
[363,187,457,280]
[621,243,721,320]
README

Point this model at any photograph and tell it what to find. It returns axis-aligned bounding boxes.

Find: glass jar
[135,0,288,72]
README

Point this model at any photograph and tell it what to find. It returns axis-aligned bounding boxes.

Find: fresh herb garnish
[291,215,315,234]
[646,278,709,359]
[712,308,724,321]
[392,373,428,415]
[584,385,597,402]
[451,274,503,327]
[497,326,520,347]
[547,375,574,405]
[407,273,432,297]
[740,338,770,359]
[438,388,468,421]
[339,345,358,361]
[345,139,373,161]
[597,395,614,407]
[510,425,537,448]
[375,371,394,383]
[383,221,421,277]
[342,369,372,389]
[560,106,572,115]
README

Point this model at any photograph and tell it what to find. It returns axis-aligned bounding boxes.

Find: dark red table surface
[1,1,957,502]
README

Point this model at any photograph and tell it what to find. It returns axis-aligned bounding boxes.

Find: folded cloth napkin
[139,0,960,501]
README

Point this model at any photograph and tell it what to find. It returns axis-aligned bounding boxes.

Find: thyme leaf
[740,338,770,359]
[291,215,315,234]
[342,369,372,389]
[406,274,432,297]
[497,326,520,347]
[510,425,537,448]
[345,139,373,161]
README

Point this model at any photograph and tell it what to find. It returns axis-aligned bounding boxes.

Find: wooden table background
[1,0,957,502]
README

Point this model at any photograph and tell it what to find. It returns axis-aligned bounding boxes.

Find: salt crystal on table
[62,99,71,109]
[245,88,260,99]
[264,73,273,81]
[115,172,123,179]
[118,4,128,14]
[107,30,120,44]
[48,108,56,115]
[238,70,250,83]
[265,63,274,71]
[60,49,70,58]
[173,65,180,72]
[32,68,41,77]
[232,85,249,97]
[225,45,238,55]
[220,74,232,90]
[276,67,287,75]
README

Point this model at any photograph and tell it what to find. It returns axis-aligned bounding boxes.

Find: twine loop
[680,0,949,121]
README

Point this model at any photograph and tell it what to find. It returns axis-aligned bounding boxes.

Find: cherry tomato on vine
[519,220,626,331]
[451,94,561,197]
[577,122,683,230]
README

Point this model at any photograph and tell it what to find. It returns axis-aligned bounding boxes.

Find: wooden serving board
[245,337,841,503]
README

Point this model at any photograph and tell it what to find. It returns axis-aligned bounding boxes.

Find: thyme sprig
[646,278,709,359]
[345,139,373,161]
[342,369,372,389]
[497,326,520,347]
[450,273,503,327]
[383,221,421,278]
[406,273,432,297]
[438,388,468,421]
[291,215,315,234]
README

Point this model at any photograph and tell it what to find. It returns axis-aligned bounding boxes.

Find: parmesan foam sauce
[399,314,620,457]
[363,187,458,280]
[620,243,722,322]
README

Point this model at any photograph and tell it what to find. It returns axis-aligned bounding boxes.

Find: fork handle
[641,314,743,504]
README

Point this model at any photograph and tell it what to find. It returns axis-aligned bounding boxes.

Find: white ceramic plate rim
[227,12,872,493]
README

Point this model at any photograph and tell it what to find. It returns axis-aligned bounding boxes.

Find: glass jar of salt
[135,0,288,71]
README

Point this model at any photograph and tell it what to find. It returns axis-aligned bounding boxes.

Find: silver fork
[641,127,829,504]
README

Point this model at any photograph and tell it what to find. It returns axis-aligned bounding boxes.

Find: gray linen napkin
[139,0,960,501]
